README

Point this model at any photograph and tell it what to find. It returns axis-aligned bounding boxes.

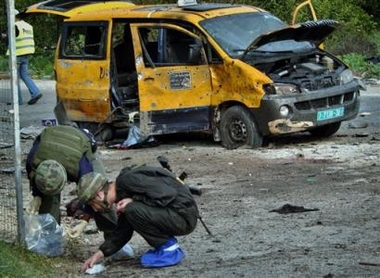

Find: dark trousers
[124,201,197,248]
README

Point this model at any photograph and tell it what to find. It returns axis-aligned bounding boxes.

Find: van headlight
[279,105,290,116]
[340,69,354,85]
[264,83,300,95]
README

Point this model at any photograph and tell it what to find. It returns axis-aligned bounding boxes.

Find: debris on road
[269,204,320,214]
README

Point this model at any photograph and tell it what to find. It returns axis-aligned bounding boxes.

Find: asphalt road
[338,84,380,136]
[18,79,56,128]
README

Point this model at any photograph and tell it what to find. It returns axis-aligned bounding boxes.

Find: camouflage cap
[35,160,67,195]
[77,172,107,204]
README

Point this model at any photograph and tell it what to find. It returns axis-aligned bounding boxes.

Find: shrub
[340,53,380,78]
[326,28,377,57]
[0,52,54,79]
[29,52,55,79]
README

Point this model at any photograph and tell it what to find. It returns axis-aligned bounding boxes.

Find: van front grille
[294,92,355,110]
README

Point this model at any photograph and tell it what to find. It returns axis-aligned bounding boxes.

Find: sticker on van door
[169,71,191,90]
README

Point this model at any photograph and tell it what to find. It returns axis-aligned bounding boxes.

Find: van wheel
[309,122,341,137]
[76,122,115,142]
[220,106,263,149]
[76,122,99,135]
[95,124,115,142]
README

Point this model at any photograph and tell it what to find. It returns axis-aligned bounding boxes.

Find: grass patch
[0,241,60,277]
[340,53,380,78]
[371,31,380,53]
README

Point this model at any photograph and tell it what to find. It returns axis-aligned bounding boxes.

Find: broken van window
[60,23,107,59]
[138,27,205,67]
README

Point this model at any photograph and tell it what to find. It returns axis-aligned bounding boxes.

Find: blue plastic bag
[122,126,155,148]
[24,213,64,257]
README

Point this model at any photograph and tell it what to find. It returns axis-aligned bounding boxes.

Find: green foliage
[312,0,377,56]
[27,14,61,57]
[29,52,55,79]
[247,0,378,56]
[0,53,54,78]
[371,31,380,53]
[359,0,380,18]
[0,55,8,72]
[0,241,55,277]
[326,30,377,57]
[0,1,61,56]
[340,53,380,78]
[252,0,299,23]
[314,0,376,33]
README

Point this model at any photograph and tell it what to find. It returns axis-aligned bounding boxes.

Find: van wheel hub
[229,119,247,142]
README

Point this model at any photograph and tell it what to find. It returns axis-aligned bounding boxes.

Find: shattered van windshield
[200,12,286,56]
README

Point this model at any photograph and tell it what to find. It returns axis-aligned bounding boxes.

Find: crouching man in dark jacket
[78,165,199,272]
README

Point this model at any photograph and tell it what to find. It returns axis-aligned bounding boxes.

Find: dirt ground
[17,83,380,277]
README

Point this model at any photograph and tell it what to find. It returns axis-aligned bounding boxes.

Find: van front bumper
[251,81,361,136]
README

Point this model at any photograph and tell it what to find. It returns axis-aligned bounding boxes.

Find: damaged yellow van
[25,0,364,149]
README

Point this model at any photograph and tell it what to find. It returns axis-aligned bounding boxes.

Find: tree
[1,0,59,55]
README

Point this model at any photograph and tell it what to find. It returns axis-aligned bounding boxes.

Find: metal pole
[5,0,25,243]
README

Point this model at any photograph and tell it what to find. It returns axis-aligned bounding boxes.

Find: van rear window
[59,22,108,59]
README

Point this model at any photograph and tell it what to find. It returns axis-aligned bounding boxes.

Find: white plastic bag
[85,264,106,275]
[24,213,64,257]
[110,243,134,261]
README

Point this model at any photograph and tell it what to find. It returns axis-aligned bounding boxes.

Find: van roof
[26,0,263,21]
[26,1,136,17]
[71,4,262,22]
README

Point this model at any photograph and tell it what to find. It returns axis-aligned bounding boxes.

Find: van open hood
[243,19,338,56]
[25,0,134,18]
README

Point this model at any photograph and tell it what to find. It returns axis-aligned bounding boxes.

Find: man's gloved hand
[26,196,42,215]
[67,220,89,238]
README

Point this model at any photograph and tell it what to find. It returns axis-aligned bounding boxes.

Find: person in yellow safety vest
[1,9,42,105]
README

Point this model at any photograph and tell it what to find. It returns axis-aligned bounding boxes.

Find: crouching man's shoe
[140,237,185,268]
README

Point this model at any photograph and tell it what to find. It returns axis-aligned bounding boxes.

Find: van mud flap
[54,101,72,125]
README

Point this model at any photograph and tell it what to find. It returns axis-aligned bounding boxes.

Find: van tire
[98,125,115,142]
[309,122,341,137]
[76,122,115,142]
[220,105,263,149]
[76,122,99,136]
